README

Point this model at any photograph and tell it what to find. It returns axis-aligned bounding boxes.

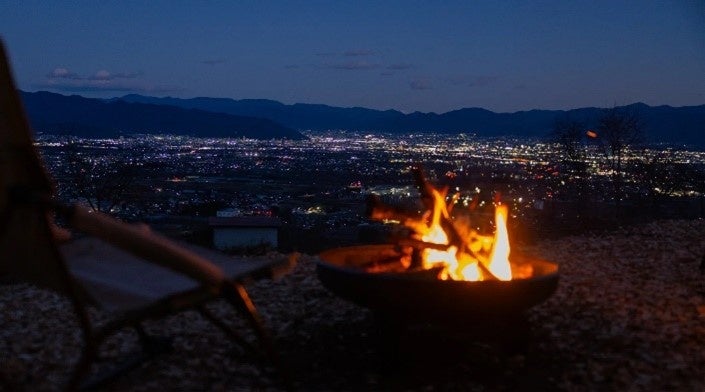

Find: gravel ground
[2,219,705,391]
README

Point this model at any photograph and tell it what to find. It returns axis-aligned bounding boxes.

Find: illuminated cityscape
[37,132,705,252]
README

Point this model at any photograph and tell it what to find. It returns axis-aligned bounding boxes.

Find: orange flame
[411,189,513,281]
[420,188,456,272]
[486,205,512,281]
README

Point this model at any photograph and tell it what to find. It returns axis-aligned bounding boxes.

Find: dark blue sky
[1,1,703,113]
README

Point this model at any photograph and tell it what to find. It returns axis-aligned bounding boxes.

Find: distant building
[209,216,282,250]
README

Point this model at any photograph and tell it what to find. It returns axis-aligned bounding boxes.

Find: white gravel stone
[2,219,705,390]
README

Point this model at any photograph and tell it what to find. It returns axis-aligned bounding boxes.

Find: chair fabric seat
[61,237,280,311]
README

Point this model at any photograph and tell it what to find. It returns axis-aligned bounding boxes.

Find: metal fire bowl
[317,245,559,323]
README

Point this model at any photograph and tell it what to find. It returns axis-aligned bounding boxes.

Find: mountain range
[119,94,705,148]
[20,91,306,140]
[20,90,705,148]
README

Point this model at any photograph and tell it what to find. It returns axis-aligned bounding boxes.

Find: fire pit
[317,167,559,351]
[317,245,558,323]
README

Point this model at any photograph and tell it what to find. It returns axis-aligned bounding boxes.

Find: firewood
[411,165,435,210]
[366,194,421,223]
[396,238,452,252]
[410,166,498,280]
[367,166,500,281]
[410,248,424,270]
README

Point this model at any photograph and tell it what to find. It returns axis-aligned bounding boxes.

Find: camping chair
[0,41,295,390]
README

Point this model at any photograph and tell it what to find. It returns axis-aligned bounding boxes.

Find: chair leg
[197,304,258,356]
[222,281,292,389]
[223,283,276,359]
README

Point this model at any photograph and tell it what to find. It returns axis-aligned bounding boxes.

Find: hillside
[20,91,307,140]
[120,94,705,148]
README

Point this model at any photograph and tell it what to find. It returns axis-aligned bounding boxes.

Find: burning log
[367,175,468,256]
[366,166,509,281]
[411,166,468,249]
[410,164,436,211]
[411,166,498,280]
[366,194,421,223]
[397,238,453,252]
[356,246,449,278]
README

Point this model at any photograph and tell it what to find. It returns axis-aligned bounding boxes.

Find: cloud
[202,59,226,66]
[315,52,338,57]
[387,63,413,70]
[41,67,178,94]
[38,80,183,94]
[87,70,141,81]
[410,78,434,90]
[284,64,300,69]
[91,70,111,80]
[324,60,379,70]
[47,68,81,79]
[47,68,141,82]
[343,49,376,57]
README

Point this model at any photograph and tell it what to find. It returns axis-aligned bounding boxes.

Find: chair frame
[0,40,289,391]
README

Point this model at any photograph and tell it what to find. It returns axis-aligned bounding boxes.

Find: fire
[410,188,513,281]
[419,188,457,271]
[366,168,532,281]
[486,205,512,280]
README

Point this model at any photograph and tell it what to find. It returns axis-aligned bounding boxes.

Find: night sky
[1,1,703,113]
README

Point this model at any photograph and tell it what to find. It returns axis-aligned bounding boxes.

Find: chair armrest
[66,204,226,287]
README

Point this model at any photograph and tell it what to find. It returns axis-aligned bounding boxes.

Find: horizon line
[19,88,705,116]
